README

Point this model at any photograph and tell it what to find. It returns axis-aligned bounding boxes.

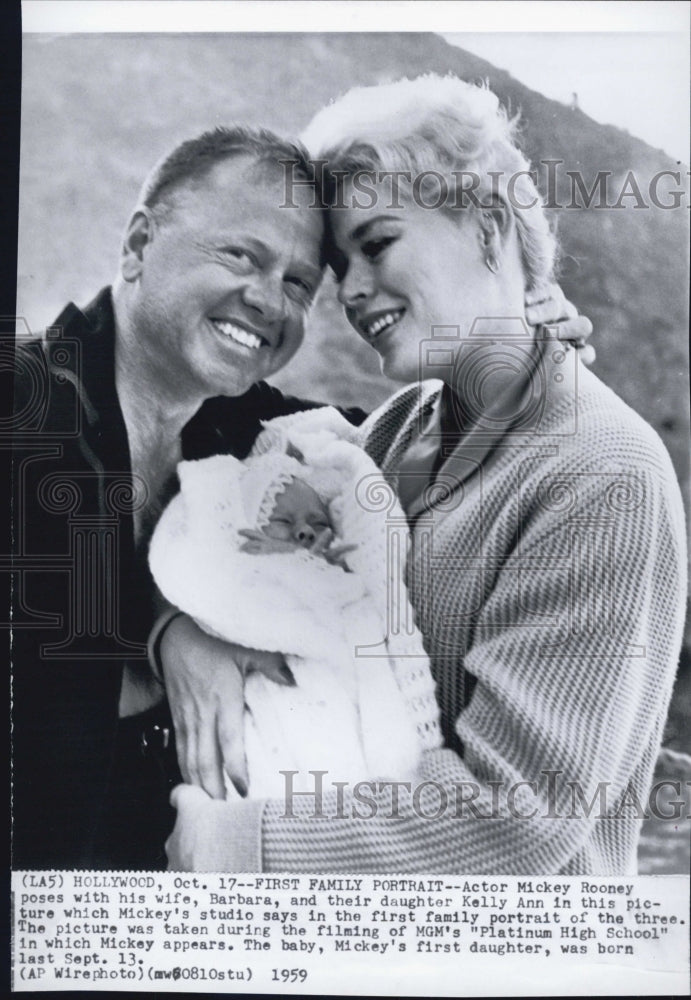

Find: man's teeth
[212,320,264,350]
[366,310,403,338]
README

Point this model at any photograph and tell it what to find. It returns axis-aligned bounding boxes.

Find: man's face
[128,156,324,398]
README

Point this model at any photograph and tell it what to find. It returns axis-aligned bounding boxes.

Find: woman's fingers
[524,282,561,307]
[579,344,597,366]
[566,314,593,340]
[526,293,578,326]
[552,315,594,344]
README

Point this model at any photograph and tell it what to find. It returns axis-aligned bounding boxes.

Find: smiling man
[10,126,358,871]
[114,132,326,544]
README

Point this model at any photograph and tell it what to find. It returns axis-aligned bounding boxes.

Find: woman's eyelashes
[361,235,396,260]
[331,234,397,283]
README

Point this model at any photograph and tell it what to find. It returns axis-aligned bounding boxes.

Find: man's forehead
[197,155,316,210]
[177,156,323,248]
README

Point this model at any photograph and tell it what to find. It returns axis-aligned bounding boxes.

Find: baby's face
[263,478,332,548]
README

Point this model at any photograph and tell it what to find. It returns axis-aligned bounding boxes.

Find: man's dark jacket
[11,287,365,869]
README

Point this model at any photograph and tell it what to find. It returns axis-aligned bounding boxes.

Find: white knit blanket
[149,407,441,798]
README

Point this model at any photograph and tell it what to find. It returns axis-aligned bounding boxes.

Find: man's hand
[159,614,292,799]
[525,282,596,364]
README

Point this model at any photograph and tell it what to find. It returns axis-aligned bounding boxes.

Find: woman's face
[329,177,506,384]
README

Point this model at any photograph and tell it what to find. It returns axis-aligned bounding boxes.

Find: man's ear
[121,209,154,282]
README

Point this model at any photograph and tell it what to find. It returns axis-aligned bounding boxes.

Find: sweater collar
[47,286,131,472]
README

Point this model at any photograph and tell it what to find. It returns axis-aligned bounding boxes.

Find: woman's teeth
[366,310,403,338]
[212,320,264,350]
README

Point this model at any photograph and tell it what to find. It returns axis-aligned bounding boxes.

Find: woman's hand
[159,614,293,799]
[525,282,596,364]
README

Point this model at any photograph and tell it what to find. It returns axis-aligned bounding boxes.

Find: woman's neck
[440,329,579,441]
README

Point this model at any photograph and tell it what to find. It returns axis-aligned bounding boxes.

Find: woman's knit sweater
[204,361,686,874]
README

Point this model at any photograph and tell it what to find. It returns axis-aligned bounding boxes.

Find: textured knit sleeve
[256,414,686,874]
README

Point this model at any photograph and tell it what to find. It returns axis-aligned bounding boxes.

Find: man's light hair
[139,124,316,220]
[301,74,557,289]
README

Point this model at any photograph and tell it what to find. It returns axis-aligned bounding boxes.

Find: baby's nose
[295,523,316,546]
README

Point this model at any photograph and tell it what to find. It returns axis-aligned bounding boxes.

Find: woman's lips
[360,308,405,341]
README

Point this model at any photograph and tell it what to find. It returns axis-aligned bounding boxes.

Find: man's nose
[241,273,285,324]
[337,259,374,307]
[295,523,316,546]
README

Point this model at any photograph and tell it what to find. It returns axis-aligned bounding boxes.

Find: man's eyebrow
[213,235,322,282]
[291,259,323,285]
[350,215,401,242]
[214,234,267,255]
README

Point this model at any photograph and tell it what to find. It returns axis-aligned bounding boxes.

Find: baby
[239,474,354,567]
[149,407,441,799]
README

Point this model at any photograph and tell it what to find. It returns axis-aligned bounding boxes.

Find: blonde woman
[165,77,685,874]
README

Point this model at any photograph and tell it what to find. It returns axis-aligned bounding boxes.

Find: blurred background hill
[17,31,690,870]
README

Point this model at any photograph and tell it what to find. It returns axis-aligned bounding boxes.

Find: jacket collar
[47,286,131,473]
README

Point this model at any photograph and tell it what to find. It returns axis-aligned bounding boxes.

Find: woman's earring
[485,253,499,274]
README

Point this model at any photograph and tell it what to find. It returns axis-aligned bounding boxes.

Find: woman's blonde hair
[301,74,557,290]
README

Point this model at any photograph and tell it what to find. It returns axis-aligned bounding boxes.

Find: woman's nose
[295,523,316,546]
[337,259,374,307]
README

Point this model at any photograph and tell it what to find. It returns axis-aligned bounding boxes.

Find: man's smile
[209,317,274,351]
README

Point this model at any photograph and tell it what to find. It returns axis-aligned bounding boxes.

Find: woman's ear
[478,196,513,271]
[121,209,154,282]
